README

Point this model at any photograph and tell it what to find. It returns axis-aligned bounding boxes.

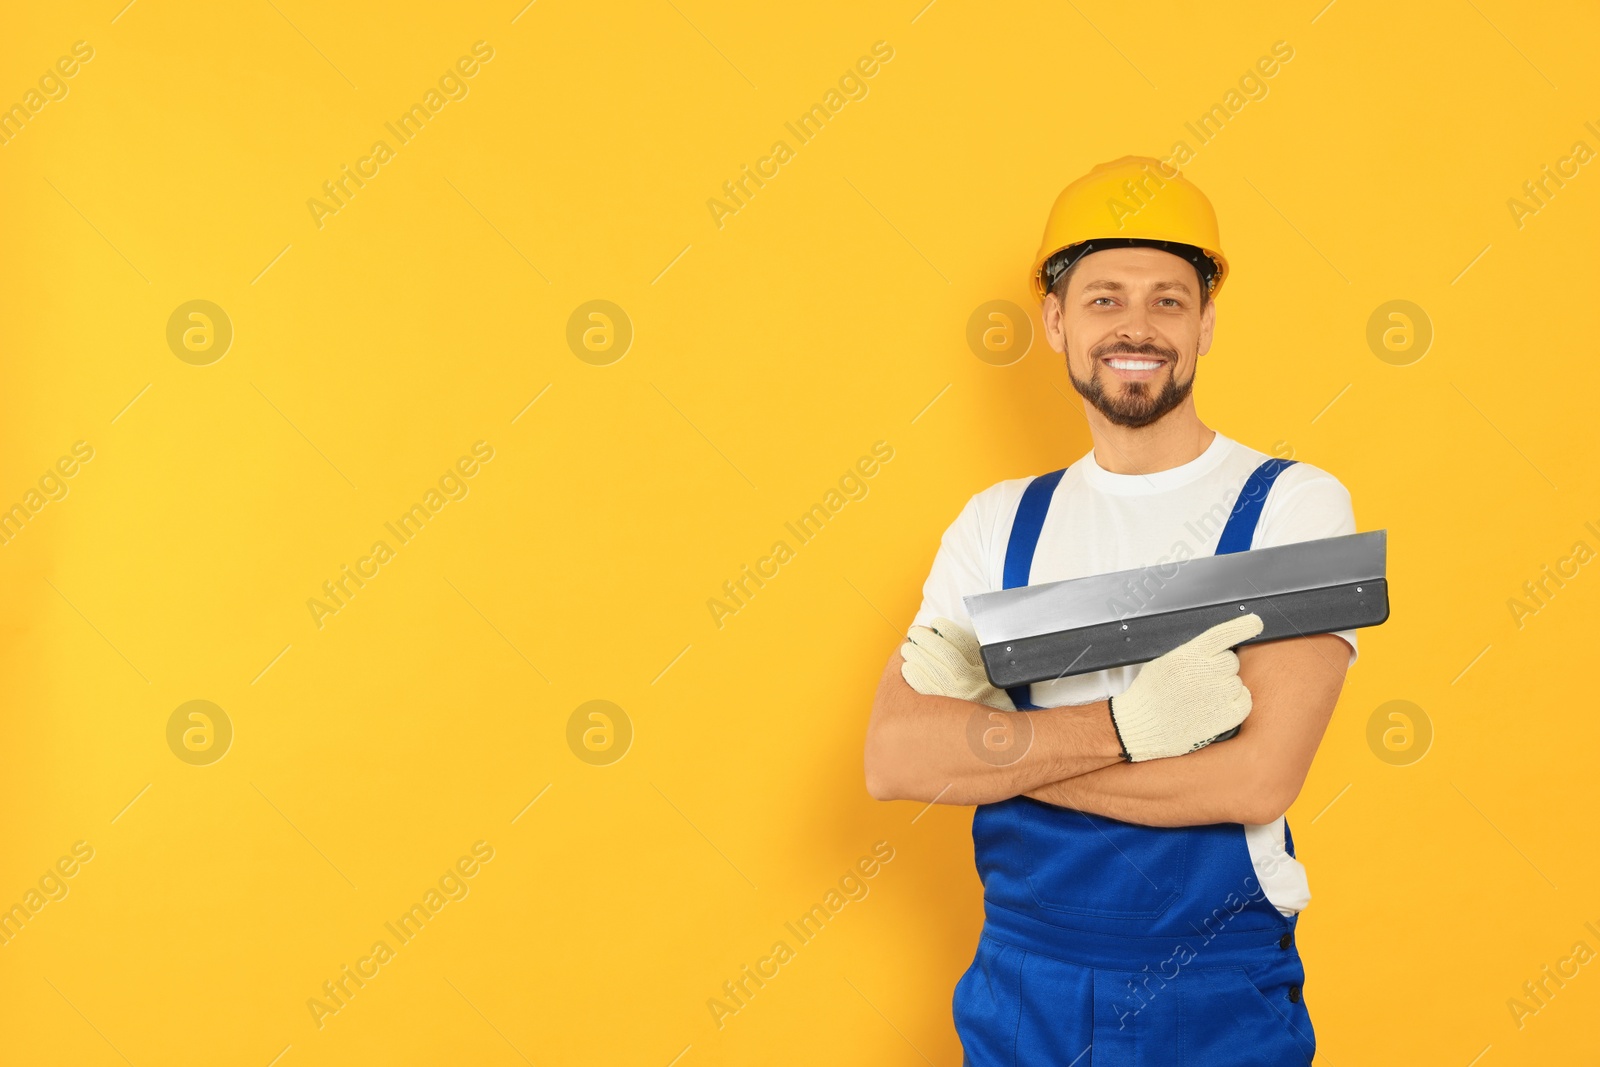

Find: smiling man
[864,157,1357,1065]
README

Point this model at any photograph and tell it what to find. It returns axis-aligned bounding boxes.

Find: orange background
[1,1,1597,1063]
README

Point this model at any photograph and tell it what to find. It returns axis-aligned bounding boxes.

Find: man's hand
[865,619,1125,805]
[900,618,1015,711]
[1110,613,1263,762]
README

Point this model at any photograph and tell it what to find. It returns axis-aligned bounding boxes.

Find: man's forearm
[864,653,1123,805]
[1024,736,1275,826]
[1024,636,1349,826]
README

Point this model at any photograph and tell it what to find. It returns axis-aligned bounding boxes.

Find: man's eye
[1091,297,1115,307]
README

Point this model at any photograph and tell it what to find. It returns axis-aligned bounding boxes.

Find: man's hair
[1048,256,1213,309]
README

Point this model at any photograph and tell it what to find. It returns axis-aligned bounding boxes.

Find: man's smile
[1100,353,1171,380]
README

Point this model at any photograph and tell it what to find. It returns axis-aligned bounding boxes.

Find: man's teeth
[1107,358,1162,370]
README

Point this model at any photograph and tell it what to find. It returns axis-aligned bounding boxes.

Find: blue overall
[953,459,1317,1066]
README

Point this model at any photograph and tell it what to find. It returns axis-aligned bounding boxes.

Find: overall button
[1278,932,1293,950]
[1287,984,1302,1003]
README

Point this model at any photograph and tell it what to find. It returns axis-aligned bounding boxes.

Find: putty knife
[964,530,1389,690]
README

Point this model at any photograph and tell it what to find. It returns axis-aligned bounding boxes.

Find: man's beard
[1066,341,1194,429]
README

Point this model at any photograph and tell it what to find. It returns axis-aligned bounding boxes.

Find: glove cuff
[1107,697,1132,762]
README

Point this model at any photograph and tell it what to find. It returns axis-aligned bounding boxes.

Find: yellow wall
[2,1,1597,1063]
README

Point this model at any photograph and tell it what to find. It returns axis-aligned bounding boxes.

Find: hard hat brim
[1036,238,1226,301]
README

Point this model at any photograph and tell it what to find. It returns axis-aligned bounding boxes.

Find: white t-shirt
[912,430,1358,915]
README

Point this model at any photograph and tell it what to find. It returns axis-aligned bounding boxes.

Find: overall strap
[1001,469,1066,710]
[1003,469,1066,590]
[1214,458,1297,555]
[1216,455,1301,862]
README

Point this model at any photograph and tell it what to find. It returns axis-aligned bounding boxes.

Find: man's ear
[1040,292,1067,354]
[1195,297,1217,357]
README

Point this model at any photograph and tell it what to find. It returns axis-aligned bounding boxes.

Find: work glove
[899,618,1016,711]
[1110,613,1263,762]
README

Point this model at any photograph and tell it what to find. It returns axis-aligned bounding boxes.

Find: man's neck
[1087,403,1215,475]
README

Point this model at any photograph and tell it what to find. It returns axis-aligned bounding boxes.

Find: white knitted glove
[1110,613,1263,762]
[900,618,1016,711]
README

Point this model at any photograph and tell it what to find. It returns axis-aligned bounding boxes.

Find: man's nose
[1115,306,1154,344]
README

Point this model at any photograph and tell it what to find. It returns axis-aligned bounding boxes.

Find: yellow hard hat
[1030,155,1228,302]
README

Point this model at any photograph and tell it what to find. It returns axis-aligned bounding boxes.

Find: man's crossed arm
[1024,633,1349,825]
[863,619,1349,827]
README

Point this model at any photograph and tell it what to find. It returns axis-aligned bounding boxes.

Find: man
[863,156,1357,1064]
